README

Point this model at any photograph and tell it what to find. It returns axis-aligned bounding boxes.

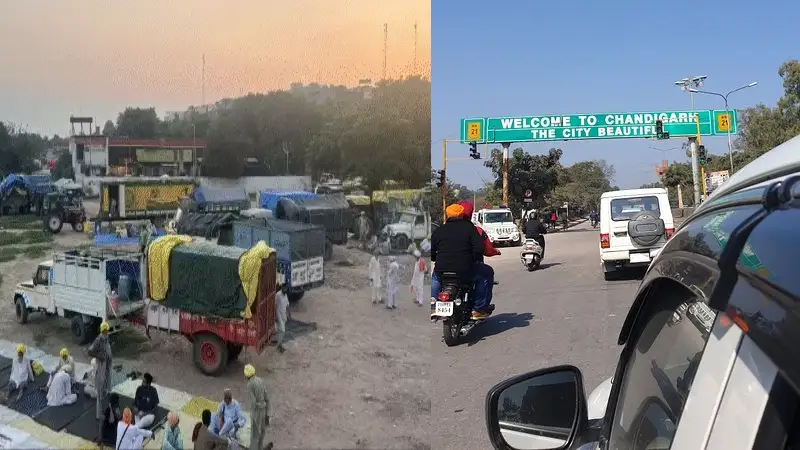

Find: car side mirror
[485,365,588,450]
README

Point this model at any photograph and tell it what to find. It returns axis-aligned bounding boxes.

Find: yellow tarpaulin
[238,240,275,319]
[148,234,193,301]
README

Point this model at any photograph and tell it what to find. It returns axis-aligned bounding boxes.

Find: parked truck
[97,177,196,222]
[13,243,277,376]
[12,249,147,345]
[382,209,431,250]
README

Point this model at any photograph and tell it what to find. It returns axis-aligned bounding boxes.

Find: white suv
[599,188,675,280]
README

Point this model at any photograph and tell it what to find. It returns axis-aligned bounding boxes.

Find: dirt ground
[0,221,431,449]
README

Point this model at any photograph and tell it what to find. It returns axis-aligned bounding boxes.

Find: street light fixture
[689,81,758,173]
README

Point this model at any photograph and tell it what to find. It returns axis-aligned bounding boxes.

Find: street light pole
[674,75,707,206]
[689,82,758,173]
[191,124,197,177]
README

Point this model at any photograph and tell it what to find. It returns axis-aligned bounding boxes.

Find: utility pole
[413,22,417,75]
[674,75,706,206]
[501,143,510,205]
[282,142,290,175]
[202,54,206,110]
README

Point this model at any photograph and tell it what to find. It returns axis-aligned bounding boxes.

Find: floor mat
[0,356,11,371]
[33,385,95,431]
[64,394,169,444]
[280,319,318,344]
[2,386,48,417]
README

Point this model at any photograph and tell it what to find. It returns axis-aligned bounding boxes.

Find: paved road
[430,221,644,450]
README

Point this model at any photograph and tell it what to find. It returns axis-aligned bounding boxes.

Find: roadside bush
[0,216,43,230]
[0,247,16,262]
[0,230,53,247]
[23,245,50,259]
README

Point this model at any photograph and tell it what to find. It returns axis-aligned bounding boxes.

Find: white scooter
[520,238,544,271]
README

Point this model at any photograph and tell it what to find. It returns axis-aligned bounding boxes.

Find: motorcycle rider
[457,201,500,318]
[524,211,548,258]
[430,204,486,320]
[590,210,599,227]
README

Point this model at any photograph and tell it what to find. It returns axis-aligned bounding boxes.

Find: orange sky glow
[0,0,431,135]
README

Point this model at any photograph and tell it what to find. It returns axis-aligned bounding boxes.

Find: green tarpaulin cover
[164,242,247,318]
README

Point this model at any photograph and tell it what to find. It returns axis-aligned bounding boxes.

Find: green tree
[102,120,116,136]
[51,150,74,180]
[551,160,614,214]
[0,122,37,175]
[483,147,564,213]
[115,107,160,139]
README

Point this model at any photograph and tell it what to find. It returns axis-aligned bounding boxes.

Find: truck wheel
[288,291,305,303]
[193,333,229,376]
[395,235,409,251]
[323,239,333,261]
[46,215,63,234]
[14,297,28,324]
[227,344,243,362]
[71,315,92,345]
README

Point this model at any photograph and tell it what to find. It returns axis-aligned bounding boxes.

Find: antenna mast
[202,54,206,111]
[383,23,388,80]
[413,22,417,75]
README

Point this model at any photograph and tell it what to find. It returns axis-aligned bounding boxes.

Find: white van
[599,188,675,280]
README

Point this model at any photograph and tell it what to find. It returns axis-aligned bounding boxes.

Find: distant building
[69,136,207,181]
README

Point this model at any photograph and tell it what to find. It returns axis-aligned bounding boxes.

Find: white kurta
[410,258,425,305]
[276,291,289,329]
[116,422,152,450]
[369,256,382,303]
[46,371,77,406]
[9,357,33,387]
[386,261,400,308]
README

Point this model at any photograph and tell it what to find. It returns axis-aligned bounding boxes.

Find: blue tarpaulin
[20,175,54,195]
[191,186,249,208]
[259,191,316,211]
[0,174,27,198]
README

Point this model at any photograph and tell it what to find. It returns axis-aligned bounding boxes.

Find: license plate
[630,253,651,264]
[524,255,533,262]
[434,301,453,317]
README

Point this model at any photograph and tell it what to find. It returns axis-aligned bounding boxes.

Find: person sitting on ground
[210,389,246,439]
[46,365,77,406]
[133,372,160,429]
[116,407,153,450]
[47,348,75,390]
[161,411,184,450]
[83,358,98,399]
[193,409,230,450]
[102,393,123,445]
[5,344,34,403]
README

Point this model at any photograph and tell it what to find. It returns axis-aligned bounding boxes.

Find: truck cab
[472,206,520,246]
[383,209,430,250]
[13,261,55,317]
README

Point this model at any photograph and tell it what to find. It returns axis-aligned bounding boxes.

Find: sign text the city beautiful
[494,112,701,140]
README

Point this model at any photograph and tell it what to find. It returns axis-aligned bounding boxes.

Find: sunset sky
[0,0,430,136]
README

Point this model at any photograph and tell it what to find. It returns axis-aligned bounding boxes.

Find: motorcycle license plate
[524,254,534,262]
[434,301,453,317]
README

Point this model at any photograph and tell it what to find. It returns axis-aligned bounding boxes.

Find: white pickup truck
[13,250,147,345]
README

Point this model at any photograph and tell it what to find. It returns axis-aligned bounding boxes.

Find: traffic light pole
[441,140,447,223]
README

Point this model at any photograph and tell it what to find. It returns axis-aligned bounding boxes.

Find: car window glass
[740,206,800,298]
[611,197,660,221]
[36,267,49,285]
[608,295,714,450]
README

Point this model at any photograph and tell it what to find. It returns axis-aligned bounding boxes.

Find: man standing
[386,255,399,310]
[88,321,112,442]
[368,250,382,304]
[275,282,290,353]
[409,250,426,306]
[357,211,370,250]
[244,364,273,450]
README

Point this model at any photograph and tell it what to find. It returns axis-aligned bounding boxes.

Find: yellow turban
[60,348,69,358]
[99,321,110,333]
[244,364,256,378]
[445,204,465,219]
[15,344,25,354]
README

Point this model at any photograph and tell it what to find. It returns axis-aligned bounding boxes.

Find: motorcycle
[520,238,544,271]
[432,272,496,346]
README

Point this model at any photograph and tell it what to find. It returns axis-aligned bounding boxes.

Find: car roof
[601,188,667,199]
[703,134,800,204]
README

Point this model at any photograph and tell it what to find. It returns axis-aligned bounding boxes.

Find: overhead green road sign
[460,109,739,144]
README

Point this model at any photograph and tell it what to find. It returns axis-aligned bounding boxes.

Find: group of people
[2,345,83,407]
[368,249,428,309]
[429,201,499,321]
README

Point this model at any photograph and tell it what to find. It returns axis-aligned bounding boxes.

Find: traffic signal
[655,120,670,140]
[436,169,446,187]
[469,142,480,159]
[698,145,707,165]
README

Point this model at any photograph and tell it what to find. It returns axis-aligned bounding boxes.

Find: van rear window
[610,196,661,221]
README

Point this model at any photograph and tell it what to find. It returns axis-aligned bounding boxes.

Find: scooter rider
[458,201,500,319]
[524,211,548,258]
[430,204,486,320]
